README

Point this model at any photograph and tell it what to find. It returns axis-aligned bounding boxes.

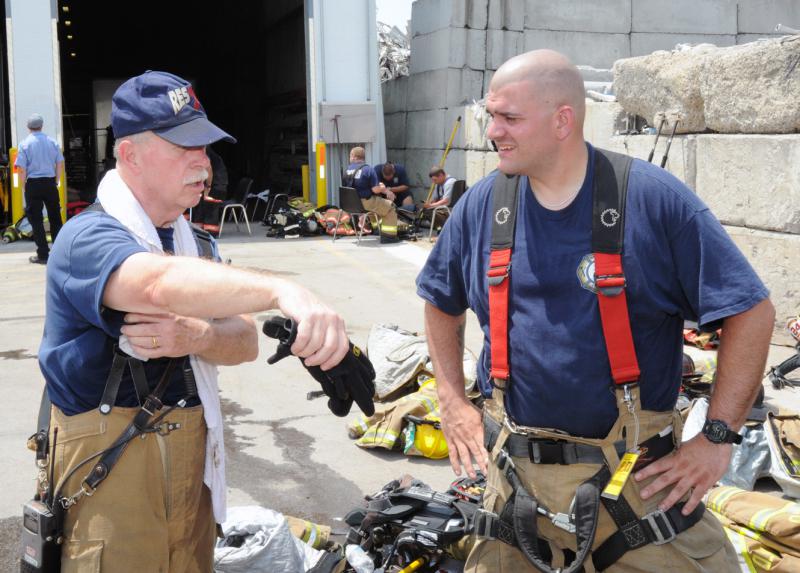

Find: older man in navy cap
[32,71,350,572]
[15,113,65,264]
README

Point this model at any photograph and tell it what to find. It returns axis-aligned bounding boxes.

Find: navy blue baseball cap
[111,71,236,146]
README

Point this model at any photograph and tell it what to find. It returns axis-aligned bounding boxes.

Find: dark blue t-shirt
[40,211,216,415]
[375,163,410,188]
[416,145,768,438]
[345,161,379,199]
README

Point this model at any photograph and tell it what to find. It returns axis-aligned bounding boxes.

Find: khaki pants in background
[361,195,398,237]
[466,406,740,572]
[50,405,215,573]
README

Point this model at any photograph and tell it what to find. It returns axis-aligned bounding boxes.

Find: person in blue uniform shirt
[416,49,774,572]
[15,113,65,264]
[344,146,398,243]
[375,161,414,212]
[37,70,350,572]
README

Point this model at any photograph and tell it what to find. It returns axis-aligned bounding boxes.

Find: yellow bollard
[58,167,66,222]
[9,148,23,223]
[315,141,327,207]
[8,147,67,223]
[301,164,310,202]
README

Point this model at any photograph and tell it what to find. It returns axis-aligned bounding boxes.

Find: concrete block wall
[386,0,800,199]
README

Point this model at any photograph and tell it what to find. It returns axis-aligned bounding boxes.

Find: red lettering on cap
[187,86,202,110]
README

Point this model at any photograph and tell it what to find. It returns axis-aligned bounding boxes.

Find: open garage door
[56,0,309,206]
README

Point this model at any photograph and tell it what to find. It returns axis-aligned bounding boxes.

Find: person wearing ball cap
[34,70,350,571]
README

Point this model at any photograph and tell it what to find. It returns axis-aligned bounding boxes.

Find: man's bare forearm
[105,253,291,318]
[425,303,467,403]
[197,315,258,365]
[709,298,775,428]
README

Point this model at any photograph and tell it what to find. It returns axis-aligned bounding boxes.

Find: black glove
[263,316,376,417]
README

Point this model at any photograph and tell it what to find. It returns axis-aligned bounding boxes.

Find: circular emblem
[601,208,620,228]
[495,207,511,225]
[576,253,597,293]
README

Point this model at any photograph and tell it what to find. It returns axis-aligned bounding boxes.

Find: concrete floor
[1,229,798,569]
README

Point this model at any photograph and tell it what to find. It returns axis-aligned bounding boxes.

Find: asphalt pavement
[0,229,797,570]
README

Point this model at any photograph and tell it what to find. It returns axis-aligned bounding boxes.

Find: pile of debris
[378,22,409,83]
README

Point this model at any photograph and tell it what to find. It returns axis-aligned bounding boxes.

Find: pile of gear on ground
[214,318,800,572]
[260,195,420,241]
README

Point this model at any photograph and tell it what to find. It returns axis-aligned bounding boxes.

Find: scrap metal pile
[378,22,409,83]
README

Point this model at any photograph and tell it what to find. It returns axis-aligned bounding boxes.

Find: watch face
[706,420,728,443]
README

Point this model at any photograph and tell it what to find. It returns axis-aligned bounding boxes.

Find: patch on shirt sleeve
[577,253,597,293]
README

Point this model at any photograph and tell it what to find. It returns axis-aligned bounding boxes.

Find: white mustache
[183,169,209,185]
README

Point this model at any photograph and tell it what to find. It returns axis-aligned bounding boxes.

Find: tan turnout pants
[50,405,215,573]
[361,195,398,237]
[465,389,739,572]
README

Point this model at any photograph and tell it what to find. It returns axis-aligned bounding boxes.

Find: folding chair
[333,186,380,243]
[219,177,253,237]
[428,179,467,241]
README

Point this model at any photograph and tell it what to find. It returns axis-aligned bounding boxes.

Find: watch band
[702,418,743,445]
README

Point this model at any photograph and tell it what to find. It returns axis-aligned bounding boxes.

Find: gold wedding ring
[151,336,158,349]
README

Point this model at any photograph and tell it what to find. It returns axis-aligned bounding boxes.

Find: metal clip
[487,263,511,286]
[472,509,498,540]
[496,448,515,472]
[537,506,576,534]
[644,509,677,545]
[157,422,182,436]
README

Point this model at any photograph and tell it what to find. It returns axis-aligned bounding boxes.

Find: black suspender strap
[98,350,128,414]
[591,150,632,255]
[128,357,150,405]
[83,359,177,490]
[99,349,154,414]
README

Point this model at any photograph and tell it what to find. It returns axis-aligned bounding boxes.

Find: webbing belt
[483,414,626,465]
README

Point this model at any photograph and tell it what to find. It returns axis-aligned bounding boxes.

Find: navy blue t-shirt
[416,145,768,438]
[40,211,217,415]
[375,163,410,188]
[345,161,379,199]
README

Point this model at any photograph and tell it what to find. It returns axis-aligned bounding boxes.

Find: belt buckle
[644,509,677,545]
[473,509,498,540]
[529,439,566,465]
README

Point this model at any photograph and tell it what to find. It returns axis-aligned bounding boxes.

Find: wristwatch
[701,418,743,444]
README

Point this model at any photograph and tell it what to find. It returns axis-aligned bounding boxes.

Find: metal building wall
[305,0,386,205]
[5,0,61,148]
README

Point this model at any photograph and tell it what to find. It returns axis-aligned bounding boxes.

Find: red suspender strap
[594,252,640,384]
[488,248,512,380]
[487,173,520,385]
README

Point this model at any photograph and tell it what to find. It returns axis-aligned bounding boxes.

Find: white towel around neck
[97,169,227,522]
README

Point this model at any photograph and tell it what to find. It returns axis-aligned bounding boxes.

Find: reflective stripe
[719,520,758,573]
[749,501,799,532]
[707,485,742,512]
[356,427,401,447]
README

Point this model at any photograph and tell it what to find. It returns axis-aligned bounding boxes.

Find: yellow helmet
[413,414,449,459]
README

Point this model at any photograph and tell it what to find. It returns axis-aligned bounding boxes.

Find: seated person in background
[205,146,229,200]
[421,166,457,228]
[344,146,398,243]
[375,161,414,212]
[193,146,229,227]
